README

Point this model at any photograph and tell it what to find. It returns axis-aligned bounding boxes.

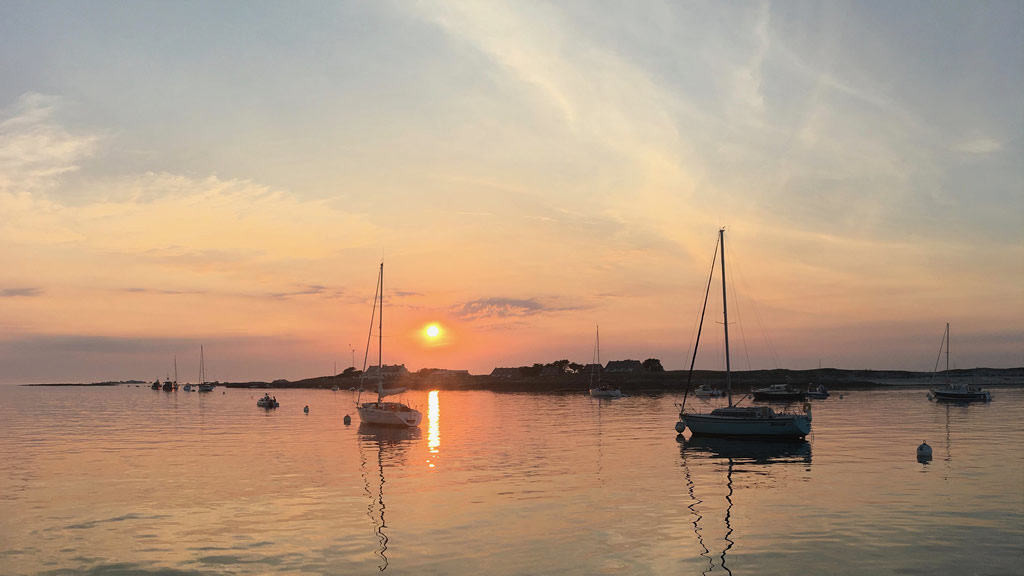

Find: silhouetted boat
[929,323,991,402]
[805,384,829,399]
[589,326,622,398]
[752,383,806,402]
[356,263,422,428]
[676,229,812,440]
[197,346,214,392]
[693,384,724,398]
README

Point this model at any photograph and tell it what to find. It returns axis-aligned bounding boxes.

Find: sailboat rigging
[675,229,811,440]
[197,346,214,392]
[928,323,991,402]
[589,325,622,398]
[356,263,423,428]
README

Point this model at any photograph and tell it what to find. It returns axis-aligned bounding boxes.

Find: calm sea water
[1,385,1021,575]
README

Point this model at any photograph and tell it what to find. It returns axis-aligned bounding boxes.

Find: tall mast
[378,262,384,401]
[720,228,733,406]
[946,322,950,376]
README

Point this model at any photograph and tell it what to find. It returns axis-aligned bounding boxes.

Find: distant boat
[356,263,422,428]
[929,323,991,403]
[161,356,179,391]
[257,393,279,409]
[805,384,830,399]
[676,229,812,440]
[151,379,161,390]
[693,383,724,398]
[197,346,214,392]
[589,326,622,398]
[752,383,806,402]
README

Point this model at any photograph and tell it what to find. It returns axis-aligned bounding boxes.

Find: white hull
[930,387,991,402]
[680,407,811,440]
[693,385,723,398]
[358,402,423,428]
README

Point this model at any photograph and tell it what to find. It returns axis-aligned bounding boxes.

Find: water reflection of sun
[427,390,440,468]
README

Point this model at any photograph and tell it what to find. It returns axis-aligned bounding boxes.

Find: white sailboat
[589,326,622,398]
[928,323,991,402]
[675,229,811,440]
[197,346,214,392]
[356,263,423,428]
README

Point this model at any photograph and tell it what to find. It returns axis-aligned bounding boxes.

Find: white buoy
[343,414,352,425]
[304,405,309,414]
[917,441,933,462]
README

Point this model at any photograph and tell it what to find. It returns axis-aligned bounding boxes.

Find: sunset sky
[1,1,1021,384]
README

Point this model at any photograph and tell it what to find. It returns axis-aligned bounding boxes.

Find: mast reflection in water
[679,437,812,575]
[358,424,421,571]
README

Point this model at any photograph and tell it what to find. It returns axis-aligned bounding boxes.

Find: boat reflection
[679,437,812,575]
[358,424,421,571]
[682,436,812,465]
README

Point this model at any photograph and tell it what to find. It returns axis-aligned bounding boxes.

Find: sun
[425,323,441,339]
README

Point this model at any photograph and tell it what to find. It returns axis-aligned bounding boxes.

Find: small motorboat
[257,394,279,409]
[693,384,724,398]
[806,384,830,399]
[752,383,807,402]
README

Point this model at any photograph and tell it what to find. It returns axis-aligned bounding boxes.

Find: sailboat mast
[377,262,384,402]
[720,228,733,406]
[945,322,950,377]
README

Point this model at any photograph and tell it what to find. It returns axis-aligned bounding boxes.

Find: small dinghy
[257,394,279,409]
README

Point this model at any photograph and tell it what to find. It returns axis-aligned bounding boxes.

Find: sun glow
[425,324,441,339]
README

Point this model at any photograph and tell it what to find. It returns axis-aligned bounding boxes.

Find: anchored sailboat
[356,263,423,428]
[675,229,812,440]
[928,323,991,402]
[197,346,214,392]
[589,326,622,398]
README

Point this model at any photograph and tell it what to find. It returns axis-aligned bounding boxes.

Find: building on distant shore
[363,364,409,379]
[490,367,520,378]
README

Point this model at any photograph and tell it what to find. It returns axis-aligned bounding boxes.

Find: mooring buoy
[917,441,933,463]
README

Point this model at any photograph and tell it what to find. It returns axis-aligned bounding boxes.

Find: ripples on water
[0,385,1021,575]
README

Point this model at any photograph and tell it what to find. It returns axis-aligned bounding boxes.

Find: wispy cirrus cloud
[1,287,43,297]
[0,92,99,195]
[454,297,547,320]
[453,297,586,320]
[270,285,327,299]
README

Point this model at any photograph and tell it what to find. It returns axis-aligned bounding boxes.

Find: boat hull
[680,411,811,440]
[752,391,806,402]
[930,388,991,402]
[589,387,622,398]
[358,402,423,427]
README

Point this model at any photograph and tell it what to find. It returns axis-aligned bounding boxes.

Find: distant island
[27,365,1024,392]
[234,365,1024,393]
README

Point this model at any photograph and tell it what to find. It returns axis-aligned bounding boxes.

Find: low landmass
[25,367,1024,392]
[224,366,1024,393]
